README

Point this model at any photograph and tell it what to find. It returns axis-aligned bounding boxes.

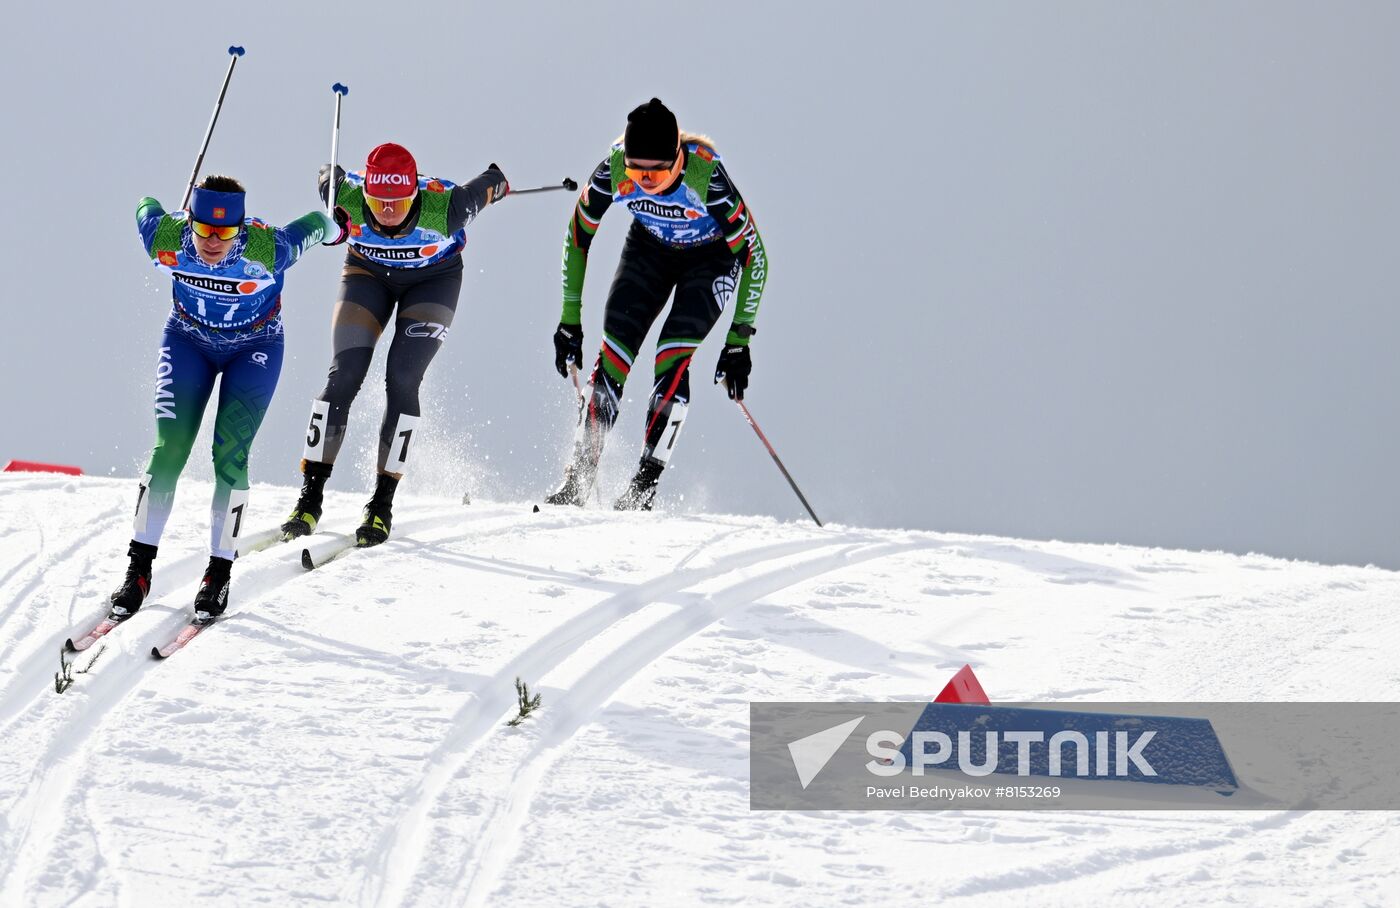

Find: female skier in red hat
[282,144,509,546]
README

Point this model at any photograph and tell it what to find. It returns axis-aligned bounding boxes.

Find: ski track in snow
[1,476,1398,906]
[0,539,318,900]
[0,521,43,608]
[0,490,132,731]
[0,492,558,903]
[0,498,125,635]
[457,540,930,906]
[357,529,866,907]
[0,534,214,734]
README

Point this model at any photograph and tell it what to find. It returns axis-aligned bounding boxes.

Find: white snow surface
[1,474,1398,907]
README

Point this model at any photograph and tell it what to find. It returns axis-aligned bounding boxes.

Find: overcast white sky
[1,1,1397,568]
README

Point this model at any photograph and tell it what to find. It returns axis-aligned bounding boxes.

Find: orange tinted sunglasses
[623,155,681,186]
[365,192,416,218]
[190,220,241,241]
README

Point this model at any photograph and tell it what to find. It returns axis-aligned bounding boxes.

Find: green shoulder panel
[609,146,627,195]
[682,144,718,200]
[242,224,276,272]
[151,214,185,255]
[418,187,450,234]
[336,181,365,225]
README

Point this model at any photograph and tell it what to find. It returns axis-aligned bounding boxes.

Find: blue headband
[190,187,245,226]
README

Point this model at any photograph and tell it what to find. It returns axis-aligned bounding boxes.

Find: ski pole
[568,362,585,419]
[327,83,349,215]
[510,178,579,196]
[729,390,823,527]
[568,363,603,504]
[180,45,246,210]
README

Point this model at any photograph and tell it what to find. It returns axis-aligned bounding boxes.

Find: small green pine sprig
[507,676,543,727]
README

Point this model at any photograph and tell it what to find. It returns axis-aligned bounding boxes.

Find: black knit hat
[624,98,679,161]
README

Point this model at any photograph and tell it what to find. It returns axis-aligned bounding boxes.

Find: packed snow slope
[1,474,1397,907]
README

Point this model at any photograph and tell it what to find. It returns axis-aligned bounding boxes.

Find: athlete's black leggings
[302,254,462,475]
[581,223,741,464]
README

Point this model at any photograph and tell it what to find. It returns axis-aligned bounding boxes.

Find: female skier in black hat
[547,98,769,510]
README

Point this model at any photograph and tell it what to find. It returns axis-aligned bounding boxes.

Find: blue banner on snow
[896,703,1237,793]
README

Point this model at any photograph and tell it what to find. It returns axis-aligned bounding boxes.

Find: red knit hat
[364,143,418,199]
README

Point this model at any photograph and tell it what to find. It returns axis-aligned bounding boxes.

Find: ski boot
[544,465,588,507]
[193,556,232,625]
[108,541,158,621]
[356,474,399,547]
[614,458,665,512]
[281,460,333,541]
[544,444,600,507]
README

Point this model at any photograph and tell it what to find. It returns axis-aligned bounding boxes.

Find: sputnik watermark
[753,702,1400,810]
[789,719,1155,790]
[866,729,1156,777]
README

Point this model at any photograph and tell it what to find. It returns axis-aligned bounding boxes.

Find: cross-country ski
[150,617,217,660]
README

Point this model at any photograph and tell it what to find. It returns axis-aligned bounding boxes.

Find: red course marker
[934,664,990,704]
[3,460,83,476]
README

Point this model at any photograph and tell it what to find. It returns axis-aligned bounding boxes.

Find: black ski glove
[714,345,752,400]
[318,163,347,205]
[554,322,584,378]
[322,205,352,246]
[487,162,510,200]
